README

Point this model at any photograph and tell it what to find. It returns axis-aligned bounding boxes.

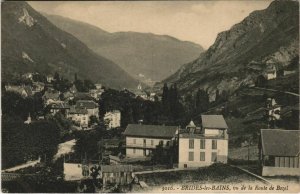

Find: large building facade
[178,115,229,168]
[123,124,179,158]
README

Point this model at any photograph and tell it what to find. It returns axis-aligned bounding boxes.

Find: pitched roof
[76,100,98,109]
[69,106,88,114]
[123,124,178,138]
[43,90,60,100]
[50,102,70,109]
[101,165,132,173]
[201,115,228,129]
[261,129,300,157]
[187,120,196,128]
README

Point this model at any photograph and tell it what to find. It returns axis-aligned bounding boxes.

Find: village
[1,69,299,193]
[1,0,300,193]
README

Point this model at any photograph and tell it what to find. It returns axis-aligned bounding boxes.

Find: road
[253,87,300,97]
[54,139,76,160]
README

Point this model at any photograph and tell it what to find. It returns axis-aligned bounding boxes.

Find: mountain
[161,0,299,100]
[2,2,138,89]
[43,14,204,84]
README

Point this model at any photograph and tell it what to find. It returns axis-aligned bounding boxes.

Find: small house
[264,65,277,80]
[5,85,33,98]
[32,82,45,93]
[48,102,70,116]
[76,100,99,118]
[259,129,300,176]
[42,89,61,106]
[63,162,90,181]
[67,106,89,128]
[104,110,121,129]
[46,75,54,83]
[266,98,281,121]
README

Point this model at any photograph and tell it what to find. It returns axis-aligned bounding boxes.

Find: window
[133,148,136,154]
[159,140,164,146]
[151,140,154,146]
[133,139,136,144]
[212,140,217,149]
[211,152,217,162]
[143,139,146,145]
[200,152,205,161]
[189,139,194,149]
[188,152,194,161]
[200,139,205,149]
[184,164,187,168]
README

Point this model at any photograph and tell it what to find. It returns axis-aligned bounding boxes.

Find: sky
[29,1,272,49]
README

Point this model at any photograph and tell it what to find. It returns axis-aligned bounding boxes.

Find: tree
[195,89,209,113]
[162,83,169,115]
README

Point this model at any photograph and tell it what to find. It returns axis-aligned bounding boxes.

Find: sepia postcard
[1,0,299,193]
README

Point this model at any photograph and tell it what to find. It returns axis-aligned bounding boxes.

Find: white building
[178,115,229,168]
[123,124,179,158]
[264,65,277,80]
[89,88,104,101]
[104,110,121,129]
[266,98,281,121]
[46,75,54,83]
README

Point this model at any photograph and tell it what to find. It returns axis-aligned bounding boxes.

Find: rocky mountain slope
[162,0,299,100]
[2,2,138,89]
[44,14,204,83]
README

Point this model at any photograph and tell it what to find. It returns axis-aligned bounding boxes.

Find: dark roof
[69,106,88,114]
[261,129,300,157]
[201,115,228,129]
[50,102,70,109]
[123,124,178,138]
[76,100,98,109]
[101,165,132,173]
[43,91,60,100]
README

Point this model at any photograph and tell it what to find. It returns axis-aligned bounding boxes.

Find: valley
[1,1,299,193]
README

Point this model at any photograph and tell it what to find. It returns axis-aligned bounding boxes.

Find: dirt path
[2,158,40,172]
[253,87,299,97]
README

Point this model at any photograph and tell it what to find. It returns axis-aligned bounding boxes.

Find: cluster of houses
[131,83,157,101]
[5,72,121,130]
[5,82,45,98]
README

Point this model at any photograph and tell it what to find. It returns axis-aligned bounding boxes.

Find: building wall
[68,114,89,126]
[102,172,132,186]
[126,148,146,157]
[204,128,221,135]
[262,166,300,176]
[266,72,276,80]
[64,163,85,181]
[274,156,299,168]
[178,137,228,168]
[87,108,99,118]
[125,136,171,157]
[104,112,121,129]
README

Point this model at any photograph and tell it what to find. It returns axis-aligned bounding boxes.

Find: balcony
[125,143,171,149]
